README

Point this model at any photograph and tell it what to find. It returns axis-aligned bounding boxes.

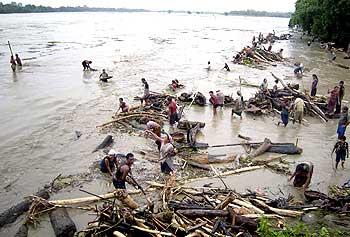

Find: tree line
[0,2,148,14]
[289,0,350,46]
[224,10,292,18]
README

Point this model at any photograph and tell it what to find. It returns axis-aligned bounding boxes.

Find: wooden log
[131,225,172,236]
[187,153,209,164]
[178,120,205,129]
[0,189,50,228]
[92,135,113,152]
[209,154,237,164]
[177,209,228,218]
[182,166,264,185]
[113,231,127,237]
[252,199,303,217]
[187,123,201,146]
[231,199,265,214]
[49,208,76,237]
[268,144,303,154]
[186,160,211,170]
[14,224,28,237]
[49,190,141,206]
[249,138,271,158]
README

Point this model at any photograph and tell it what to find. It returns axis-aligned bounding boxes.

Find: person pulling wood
[146,130,176,175]
[146,120,162,150]
[112,153,135,189]
[289,162,313,190]
[99,149,119,176]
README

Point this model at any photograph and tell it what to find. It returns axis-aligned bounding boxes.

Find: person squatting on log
[337,106,350,138]
[146,120,162,150]
[310,74,318,97]
[141,78,150,106]
[335,81,345,114]
[117,98,129,113]
[289,162,313,189]
[112,153,135,189]
[332,136,348,169]
[99,149,119,176]
[292,97,305,124]
[216,90,224,108]
[146,130,176,175]
[327,86,339,115]
[232,91,244,119]
[167,97,179,126]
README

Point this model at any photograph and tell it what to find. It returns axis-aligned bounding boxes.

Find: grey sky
[3,0,296,12]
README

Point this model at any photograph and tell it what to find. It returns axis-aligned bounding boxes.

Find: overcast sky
[2,0,296,12]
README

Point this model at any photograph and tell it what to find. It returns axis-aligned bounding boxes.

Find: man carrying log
[289,162,313,189]
[112,153,135,189]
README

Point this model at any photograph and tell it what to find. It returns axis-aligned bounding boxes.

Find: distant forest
[224,10,292,18]
[0,2,149,14]
[0,2,292,18]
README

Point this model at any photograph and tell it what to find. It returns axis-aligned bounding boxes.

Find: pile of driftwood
[74,179,305,237]
[245,73,329,122]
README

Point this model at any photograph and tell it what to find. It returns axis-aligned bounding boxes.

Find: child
[332,136,349,169]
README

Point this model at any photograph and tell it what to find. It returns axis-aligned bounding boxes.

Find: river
[0,12,349,236]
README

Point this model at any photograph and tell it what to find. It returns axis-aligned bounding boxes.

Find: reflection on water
[0,12,349,226]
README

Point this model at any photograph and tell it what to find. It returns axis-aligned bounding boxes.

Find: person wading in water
[112,153,135,189]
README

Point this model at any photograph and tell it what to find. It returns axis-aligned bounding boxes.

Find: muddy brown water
[0,12,349,236]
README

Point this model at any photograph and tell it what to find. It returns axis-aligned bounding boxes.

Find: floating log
[0,189,50,228]
[268,144,303,154]
[248,138,271,158]
[209,154,237,164]
[14,224,28,237]
[178,120,205,129]
[187,153,209,164]
[186,160,211,170]
[252,199,303,217]
[49,208,77,237]
[245,104,262,115]
[92,135,113,152]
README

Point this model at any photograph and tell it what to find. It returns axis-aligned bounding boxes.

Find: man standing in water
[289,162,313,189]
[99,149,119,176]
[332,136,348,169]
[141,78,150,106]
[167,97,178,126]
[310,74,318,97]
[99,69,110,82]
[337,106,350,138]
[146,130,176,175]
[293,97,304,124]
[216,90,224,108]
[112,153,135,189]
[15,54,22,66]
[209,91,218,114]
[10,55,16,72]
[336,81,345,114]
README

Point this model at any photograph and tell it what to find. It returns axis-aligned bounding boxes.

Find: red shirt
[209,95,218,105]
[168,101,177,114]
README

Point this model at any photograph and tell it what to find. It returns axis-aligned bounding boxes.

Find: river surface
[0,12,349,236]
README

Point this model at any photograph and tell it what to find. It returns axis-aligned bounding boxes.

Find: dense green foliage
[257,217,345,237]
[290,0,350,46]
[0,2,148,14]
[225,10,292,18]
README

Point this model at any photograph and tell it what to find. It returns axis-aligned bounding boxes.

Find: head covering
[108,149,117,156]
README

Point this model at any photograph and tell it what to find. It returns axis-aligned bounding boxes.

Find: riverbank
[0,12,349,236]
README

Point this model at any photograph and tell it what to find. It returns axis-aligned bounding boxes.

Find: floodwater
[0,12,349,236]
